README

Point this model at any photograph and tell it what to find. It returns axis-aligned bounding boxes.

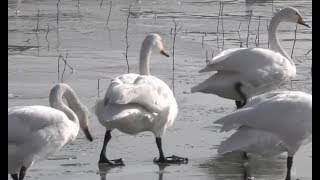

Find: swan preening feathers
[214,90,312,180]
[94,33,188,165]
[8,83,93,180]
[191,7,310,109]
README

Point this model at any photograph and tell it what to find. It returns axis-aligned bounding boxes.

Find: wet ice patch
[47,155,78,160]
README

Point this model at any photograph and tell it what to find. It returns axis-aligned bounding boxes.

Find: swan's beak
[160,50,170,57]
[298,15,310,28]
[83,126,94,141]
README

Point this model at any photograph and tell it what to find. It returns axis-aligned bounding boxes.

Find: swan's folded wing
[218,126,286,156]
[94,99,153,122]
[105,74,138,104]
[8,106,60,145]
[199,48,245,72]
[199,48,284,73]
[106,75,174,113]
[214,91,312,133]
[214,95,287,132]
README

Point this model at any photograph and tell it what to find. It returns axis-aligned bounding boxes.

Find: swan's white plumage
[191,48,293,100]
[106,74,175,113]
[8,106,77,174]
[218,126,287,156]
[8,83,92,176]
[95,74,177,136]
[191,7,309,101]
[95,34,177,137]
[215,91,312,156]
[200,48,285,72]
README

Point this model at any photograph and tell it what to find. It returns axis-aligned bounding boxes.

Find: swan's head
[143,34,170,57]
[275,7,310,28]
[77,106,94,142]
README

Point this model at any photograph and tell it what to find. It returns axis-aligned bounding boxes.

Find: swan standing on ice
[95,34,188,166]
[191,7,310,109]
[214,91,312,180]
[8,83,93,180]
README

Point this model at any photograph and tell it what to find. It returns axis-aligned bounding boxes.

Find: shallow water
[8,0,312,179]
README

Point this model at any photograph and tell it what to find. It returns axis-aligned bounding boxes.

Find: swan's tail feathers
[94,98,126,121]
[218,126,285,156]
[214,108,253,132]
[218,126,257,155]
[199,66,216,73]
[190,83,208,93]
[94,99,150,123]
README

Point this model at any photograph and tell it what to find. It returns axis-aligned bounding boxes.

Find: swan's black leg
[285,156,293,180]
[155,137,165,162]
[10,174,18,180]
[153,137,188,164]
[235,100,244,109]
[19,166,27,180]
[99,130,124,166]
[243,152,254,180]
[235,82,247,109]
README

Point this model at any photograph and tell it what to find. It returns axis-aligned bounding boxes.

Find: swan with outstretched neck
[191,7,310,109]
[95,34,188,166]
[8,83,93,180]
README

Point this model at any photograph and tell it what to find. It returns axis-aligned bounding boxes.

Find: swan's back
[200,48,288,73]
[8,106,78,173]
[95,73,177,135]
[106,74,177,113]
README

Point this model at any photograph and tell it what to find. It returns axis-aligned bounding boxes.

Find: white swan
[94,34,187,165]
[8,83,93,180]
[191,7,310,109]
[214,90,312,180]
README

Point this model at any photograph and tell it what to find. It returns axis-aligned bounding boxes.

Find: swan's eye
[295,12,298,15]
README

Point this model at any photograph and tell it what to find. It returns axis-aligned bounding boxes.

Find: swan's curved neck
[268,16,294,66]
[49,85,83,124]
[139,42,152,75]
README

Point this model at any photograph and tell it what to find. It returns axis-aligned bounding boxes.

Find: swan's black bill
[298,21,310,28]
[160,50,170,57]
[83,127,94,141]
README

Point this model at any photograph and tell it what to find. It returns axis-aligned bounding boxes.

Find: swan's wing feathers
[215,91,312,132]
[95,99,149,121]
[214,107,254,132]
[8,106,65,144]
[199,48,284,73]
[106,75,174,113]
[199,48,244,72]
[106,82,139,104]
[214,94,287,132]
[105,74,140,104]
[218,126,286,156]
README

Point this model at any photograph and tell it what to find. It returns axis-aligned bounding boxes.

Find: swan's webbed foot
[99,155,125,166]
[153,155,188,164]
[109,158,125,166]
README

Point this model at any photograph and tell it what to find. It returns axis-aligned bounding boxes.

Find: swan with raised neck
[268,7,310,66]
[139,34,169,75]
